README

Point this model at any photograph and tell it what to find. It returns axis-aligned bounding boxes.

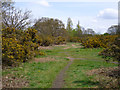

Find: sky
[14,0,118,34]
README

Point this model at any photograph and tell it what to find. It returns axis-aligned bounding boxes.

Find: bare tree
[2,0,31,30]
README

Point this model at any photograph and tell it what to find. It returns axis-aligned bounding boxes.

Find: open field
[2,43,118,88]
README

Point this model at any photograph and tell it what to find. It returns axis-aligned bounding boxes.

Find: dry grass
[2,74,29,88]
[87,67,120,88]
[33,57,56,63]
[38,46,53,50]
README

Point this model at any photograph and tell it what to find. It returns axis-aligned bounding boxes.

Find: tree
[103,33,110,36]
[2,0,31,30]
[1,0,14,10]
[66,17,73,34]
[70,29,77,37]
[33,17,67,37]
[89,28,95,35]
[82,30,87,34]
[76,21,82,37]
[83,28,95,35]
[107,25,118,35]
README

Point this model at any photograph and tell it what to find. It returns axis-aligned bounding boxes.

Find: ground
[2,43,119,88]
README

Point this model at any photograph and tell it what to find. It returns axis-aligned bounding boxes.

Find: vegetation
[2,43,118,88]
[64,59,117,88]
[33,17,67,38]
[66,17,73,35]
[1,0,119,89]
[81,35,118,48]
[2,28,44,66]
[98,25,120,62]
[2,0,31,29]
[99,36,120,62]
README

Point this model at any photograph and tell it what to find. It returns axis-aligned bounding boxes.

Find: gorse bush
[81,35,118,48]
[98,36,120,61]
[2,27,67,66]
[2,28,44,66]
[2,37,25,66]
[54,36,66,45]
[40,35,54,46]
[67,36,82,43]
[38,34,66,46]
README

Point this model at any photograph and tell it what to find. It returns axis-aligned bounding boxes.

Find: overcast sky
[14,0,118,34]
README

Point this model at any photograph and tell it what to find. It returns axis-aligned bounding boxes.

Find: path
[50,43,118,88]
[52,57,74,88]
[52,57,84,88]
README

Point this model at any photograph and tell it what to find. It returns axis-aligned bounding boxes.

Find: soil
[38,44,67,50]
[72,44,77,48]
[64,44,83,49]
[38,46,53,50]
[54,44,67,47]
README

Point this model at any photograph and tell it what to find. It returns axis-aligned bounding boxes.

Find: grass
[3,60,68,88]
[64,59,117,88]
[2,42,118,88]
[63,47,117,88]
[2,43,70,88]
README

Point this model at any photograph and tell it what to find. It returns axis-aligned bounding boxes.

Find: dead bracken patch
[2,74,29,88]
[87,67,120,88]
[33,57,56,63]
[87,67,119,77]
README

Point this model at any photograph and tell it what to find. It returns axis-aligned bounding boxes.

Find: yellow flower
[11,56,14,59]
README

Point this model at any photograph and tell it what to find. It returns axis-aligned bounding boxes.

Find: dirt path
[72,44,77,48]
[52,57,74,88]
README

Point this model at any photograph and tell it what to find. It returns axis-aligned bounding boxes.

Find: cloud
[36,0,51,7]
[97,8,118,19]
[92,19,98,23]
